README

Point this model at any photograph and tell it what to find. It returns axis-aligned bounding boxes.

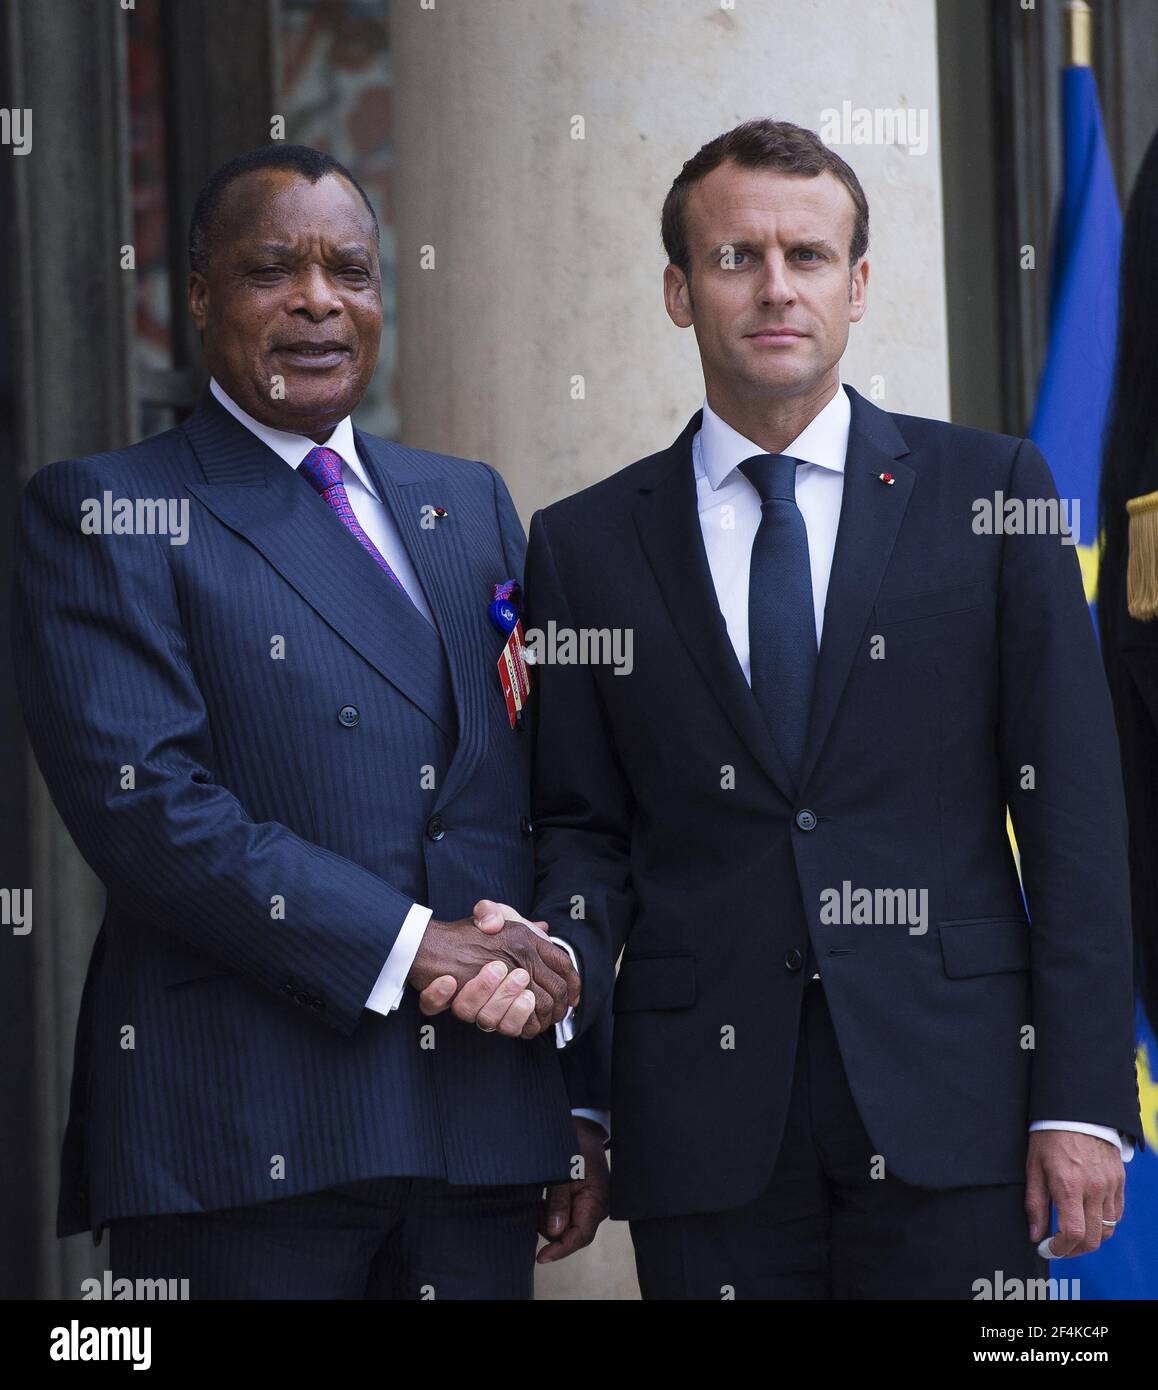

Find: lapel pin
[488,579,521,636]
[878,472,895,486]
[432,506,448,518]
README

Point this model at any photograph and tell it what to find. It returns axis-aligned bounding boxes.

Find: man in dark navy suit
[11,146,608,1299]
[472,119,1142,1298]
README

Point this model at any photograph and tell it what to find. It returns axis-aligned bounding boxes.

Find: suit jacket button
[308,995,324,1012]
[280,982,296,998]
[338,704,360,727]
[785,948,804,972]
[520,815,534,837]
[426,816,447,841]
[795,809,817,831]
[293,989,311,1007]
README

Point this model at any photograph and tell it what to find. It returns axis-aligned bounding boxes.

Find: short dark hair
[188,144,380,275]
[661,118,869,279]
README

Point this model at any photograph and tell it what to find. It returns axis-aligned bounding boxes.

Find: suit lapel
[182,388,456,738]
[355,431,492,813]
[633,386,916,802]
[633,413,799,802]
[796,386,914,790]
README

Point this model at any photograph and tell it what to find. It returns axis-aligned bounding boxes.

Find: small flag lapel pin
[878,472,895,486]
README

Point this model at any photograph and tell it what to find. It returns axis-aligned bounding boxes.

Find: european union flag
[1029,62,1157,1299]
[1029,65,1121,609]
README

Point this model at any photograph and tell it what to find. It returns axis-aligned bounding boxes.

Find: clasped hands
[406,900,579,1038]
[408,905,609,1264]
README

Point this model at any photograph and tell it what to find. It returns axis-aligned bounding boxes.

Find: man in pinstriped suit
[11,145,609,1299]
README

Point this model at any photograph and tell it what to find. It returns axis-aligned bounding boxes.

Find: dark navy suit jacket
[11,386,602,1239]
[529,384,1143,1222]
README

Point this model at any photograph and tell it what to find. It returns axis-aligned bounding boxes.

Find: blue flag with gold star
[1029,65,1119,612]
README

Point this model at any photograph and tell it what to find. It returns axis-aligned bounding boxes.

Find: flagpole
[1065,0,1092,68]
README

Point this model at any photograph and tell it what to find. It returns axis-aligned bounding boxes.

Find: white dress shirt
[689,378,1130,1161]
[208,379,589,1087]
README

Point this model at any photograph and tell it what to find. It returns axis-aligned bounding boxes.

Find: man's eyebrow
[792,237,839,257]
[241,243,296,259]
[704,236,840,258]
[706,238,758,256]
[238,242,374,260]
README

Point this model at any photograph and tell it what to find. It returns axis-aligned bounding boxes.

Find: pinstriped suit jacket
[11,386,582,1239]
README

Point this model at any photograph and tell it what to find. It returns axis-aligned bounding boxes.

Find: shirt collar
[698,379,851,492]
[209,376,378,498]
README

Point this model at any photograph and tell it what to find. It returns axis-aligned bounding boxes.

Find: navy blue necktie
[739,453,817,785]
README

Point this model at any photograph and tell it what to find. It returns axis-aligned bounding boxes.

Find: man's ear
[188,271,209,332]
[664,263,694,329]
[848,257,869,322]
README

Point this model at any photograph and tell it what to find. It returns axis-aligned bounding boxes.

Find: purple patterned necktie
[297,445,409,598]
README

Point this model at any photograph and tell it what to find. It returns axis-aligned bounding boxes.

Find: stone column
[5,0,133,1300]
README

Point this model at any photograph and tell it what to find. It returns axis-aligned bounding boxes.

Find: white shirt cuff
[548,934,580,1047]
[365,903,433,1014]
[572,1108,611,1142]
[550,942,608,1138]
[1029,1119,1134,1162]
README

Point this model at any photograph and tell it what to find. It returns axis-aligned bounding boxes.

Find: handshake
[406,899,580,1039]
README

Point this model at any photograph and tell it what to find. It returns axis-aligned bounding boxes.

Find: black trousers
[630,977,1047,1299]
[107,1177,543,1300]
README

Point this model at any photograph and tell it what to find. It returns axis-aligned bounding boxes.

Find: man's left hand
[537,1117,610,1264]
[1026,1129,1125,1256]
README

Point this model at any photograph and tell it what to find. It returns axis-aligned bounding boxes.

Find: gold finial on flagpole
[1065,0,1092,68]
